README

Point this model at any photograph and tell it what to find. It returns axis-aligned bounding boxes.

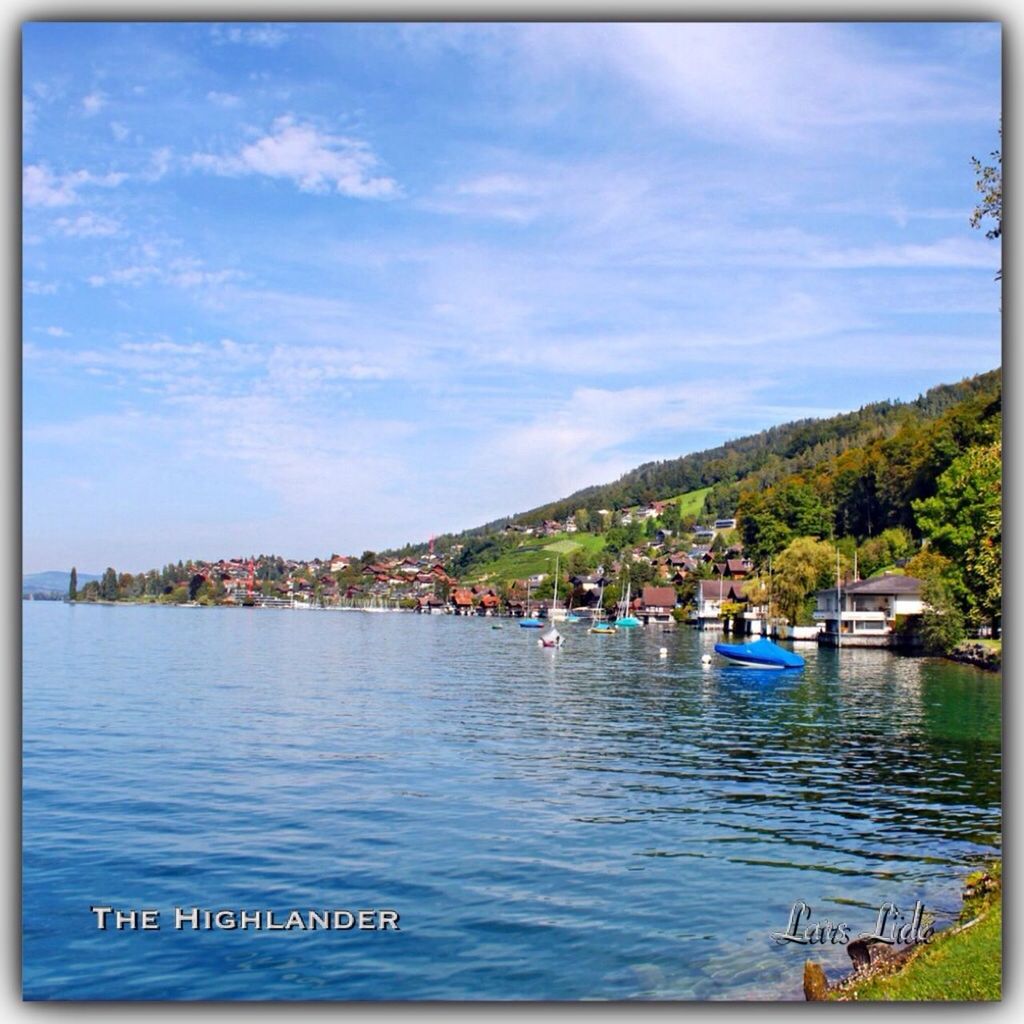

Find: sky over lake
[22,21,1002,574]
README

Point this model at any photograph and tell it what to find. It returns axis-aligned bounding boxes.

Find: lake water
[22,602,1001,1000]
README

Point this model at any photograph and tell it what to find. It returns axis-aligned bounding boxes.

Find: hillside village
[48,366,1002,656]
[55,497,929,650]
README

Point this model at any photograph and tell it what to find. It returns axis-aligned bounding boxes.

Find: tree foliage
[970,125,1002,280]
[913,441,1001,629]
[772,537,844,625]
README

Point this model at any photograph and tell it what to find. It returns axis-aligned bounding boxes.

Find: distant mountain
[23,571,100,598]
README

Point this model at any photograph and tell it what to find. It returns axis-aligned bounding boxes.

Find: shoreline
[803,861,1002,1001]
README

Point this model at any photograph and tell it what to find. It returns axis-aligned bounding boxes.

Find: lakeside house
[694,578,753,629]
[640,585,678,626]
[813,574,927,646]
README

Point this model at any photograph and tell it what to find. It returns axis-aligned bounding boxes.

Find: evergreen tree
[68,567,77,602]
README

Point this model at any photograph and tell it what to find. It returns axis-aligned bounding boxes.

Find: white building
[694,578,766,630]
[814,574,926,646]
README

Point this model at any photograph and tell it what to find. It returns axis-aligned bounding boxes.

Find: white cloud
[145,147,173,182]
[23,164,127,207]
[212,24,288,48]
[45,326,69,337]
[207,91,241,108]
[82,92,106,116]
[25,280,58,295]
[191,116,399,198]
[54,212,120,237]
[88,265,160,287]
[110,121,130,141]
[810,236,999,270]
[426,23,998,148]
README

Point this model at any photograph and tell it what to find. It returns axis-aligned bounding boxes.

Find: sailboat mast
[836,549,842,649]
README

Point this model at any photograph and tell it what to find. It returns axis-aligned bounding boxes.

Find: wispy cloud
[23,164,127,207]
[211,24,289,49]
[191,116,399,198]
[82,91,106,116]
[54,212,120,238]
[207,91,241,108]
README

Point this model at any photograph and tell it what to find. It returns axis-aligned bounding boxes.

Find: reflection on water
[23,604,1000,1000]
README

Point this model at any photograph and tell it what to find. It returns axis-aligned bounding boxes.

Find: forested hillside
[407,369,999,558]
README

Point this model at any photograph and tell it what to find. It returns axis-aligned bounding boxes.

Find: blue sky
[22,22,1002,574]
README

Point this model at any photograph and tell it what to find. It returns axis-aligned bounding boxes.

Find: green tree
[68,567,77,602]
[100,567,118,601]
[919,576,966,654]
[773,537,843,625]
[913,441,1001,630]
[970,125,1001,279]
[857,527,914,578]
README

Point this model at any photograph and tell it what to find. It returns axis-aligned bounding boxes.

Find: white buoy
[659,647,668,657]
[701,654,712,668]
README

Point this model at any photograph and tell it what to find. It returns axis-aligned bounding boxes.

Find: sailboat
[588,582,617,634]
[548,555,567,622]
[615,580,641,628]
[519,579,543,628]
[539,625,564,647]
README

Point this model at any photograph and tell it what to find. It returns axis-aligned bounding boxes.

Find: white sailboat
[548,554,567,621]
[589,581,617,634]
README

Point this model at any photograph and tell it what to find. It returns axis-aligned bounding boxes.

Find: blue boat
[519,618,543,628]
[713,638,805,670]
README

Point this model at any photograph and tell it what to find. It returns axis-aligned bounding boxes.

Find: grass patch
[973,638,1002,653]
[831,862,1001,1002]
[668,486,712,522]
[464,532,607,584]
[545,532,606,555]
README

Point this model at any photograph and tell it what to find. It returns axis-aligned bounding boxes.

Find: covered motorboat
[713,638,805,670]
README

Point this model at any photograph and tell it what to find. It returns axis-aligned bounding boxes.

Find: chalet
[640,585,678,626]
[329,554,351,573]
[695,578,759,627]
[813,574,926,647]
[724,558,752,579]
[570,573,605,593]
[450,588,475,616]
[669,552,697,574]
[476,593,501,616]
[416,594,446,614]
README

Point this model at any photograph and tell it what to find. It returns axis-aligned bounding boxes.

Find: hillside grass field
[670,486,712,521]
[464,531,608,584]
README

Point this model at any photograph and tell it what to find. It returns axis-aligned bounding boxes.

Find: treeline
[386,369,1000,560]
[736,371,1001,637]
[514,370,1000,525]
[71,561,210,603]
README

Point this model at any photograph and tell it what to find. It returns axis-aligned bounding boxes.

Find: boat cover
[714,638,805,669]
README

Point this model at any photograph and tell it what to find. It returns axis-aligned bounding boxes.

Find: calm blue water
[23,602,1001,1000]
